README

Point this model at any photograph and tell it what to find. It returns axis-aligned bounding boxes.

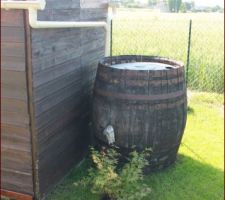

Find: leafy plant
[77,146,151,200]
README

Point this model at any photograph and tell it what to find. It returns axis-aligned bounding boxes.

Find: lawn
[46,91,224,200]
[112,9,224,93]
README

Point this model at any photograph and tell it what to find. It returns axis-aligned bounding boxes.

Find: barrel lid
[110,62,176,70]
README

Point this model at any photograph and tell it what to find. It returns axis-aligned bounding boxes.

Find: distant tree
[180,2,186,12]
[168,0,182,12]
[212,5,222,12]
[176,0,182,12]
[184,1,195,11]
[121,0,135,7]
[122,0,133,5]
[148,0,158,6]
[168,0,174,12]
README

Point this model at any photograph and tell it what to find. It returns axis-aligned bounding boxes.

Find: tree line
[120,0,223,13]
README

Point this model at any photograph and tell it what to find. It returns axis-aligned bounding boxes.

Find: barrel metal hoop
[94,89,186,101]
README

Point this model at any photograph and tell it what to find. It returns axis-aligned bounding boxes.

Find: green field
[112,9,224,93]
[46,91,224,200]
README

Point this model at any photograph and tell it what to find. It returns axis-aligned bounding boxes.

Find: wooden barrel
[92,55,187,171]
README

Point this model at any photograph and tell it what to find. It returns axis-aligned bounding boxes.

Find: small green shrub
[76,147,151,200]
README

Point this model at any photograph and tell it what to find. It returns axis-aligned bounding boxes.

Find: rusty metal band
[94,88,186,101]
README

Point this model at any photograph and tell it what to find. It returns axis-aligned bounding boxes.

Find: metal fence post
[110,19,113,60]
[186,19,192,87]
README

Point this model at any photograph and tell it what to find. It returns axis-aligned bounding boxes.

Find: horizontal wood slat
[2,70,27,88]
[45,0,80,9]
[2,129,31,151]
[1,27,25,43]
[34,85,81,117]
[1,10,24,27]
[32,28,80,43]
[38,8,80,21]
[2,157,32,173]
[1,42,25,58]
[1,124,31,138]
[35,91,84,129]
[32,31,80,60]
[80,8,107,20]
[2,146,32,162]
[37,101,88,148]
[2,85,27,100]
[80,0,108,8]
[34,69,82,102]
[1,169,33,195]
[32,57,81,87]
[1,97,28,113]
[1,56,26,71]
[1,189,33,200]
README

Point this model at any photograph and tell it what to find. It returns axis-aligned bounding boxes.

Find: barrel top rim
[99,55,184,71]
[109,62,176,71]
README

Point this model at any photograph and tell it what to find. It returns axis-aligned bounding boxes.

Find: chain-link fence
[110,13,224,199]
[111,13,224,95]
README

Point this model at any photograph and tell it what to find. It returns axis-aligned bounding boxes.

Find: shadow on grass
[145,154,224,200]
[46,154,224,200]
[46,159,99,200]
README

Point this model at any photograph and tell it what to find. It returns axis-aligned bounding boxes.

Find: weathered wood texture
[93,55,187,171]
[1,189,33,200]
[1,10,34,195]
[1,1,107,199]
[80,0,108,8]
[30,0,107,198]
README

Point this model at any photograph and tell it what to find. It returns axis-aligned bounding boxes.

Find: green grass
[112,9,224,93]
[47,91,224,200]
